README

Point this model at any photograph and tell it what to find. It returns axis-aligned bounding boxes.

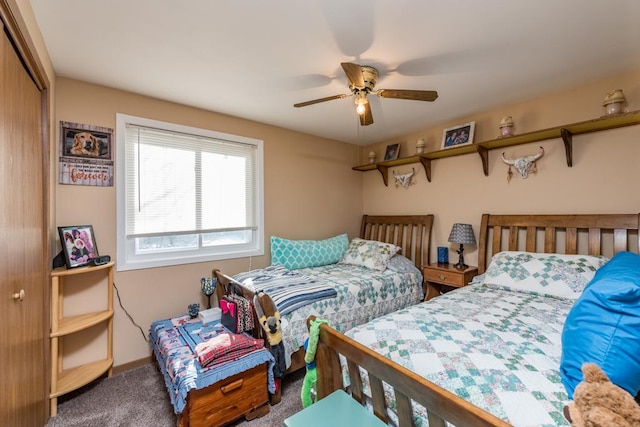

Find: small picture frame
[441,121,475,149]
[57,225,99,268]
[384,143,400,161]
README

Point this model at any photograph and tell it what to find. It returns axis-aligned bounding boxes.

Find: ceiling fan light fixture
[354,91,368,115]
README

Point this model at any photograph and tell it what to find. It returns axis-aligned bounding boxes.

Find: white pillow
[482,251,608,299]
[339,238,400,271]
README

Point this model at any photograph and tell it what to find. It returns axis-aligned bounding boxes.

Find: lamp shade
[448,223,476,245]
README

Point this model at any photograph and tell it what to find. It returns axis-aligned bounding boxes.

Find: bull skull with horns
[393,168,416,189]
[501,147,544,182]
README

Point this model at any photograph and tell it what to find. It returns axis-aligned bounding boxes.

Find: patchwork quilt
[344,282,575,427]
[150,315,275,415]
[239,262,423,368]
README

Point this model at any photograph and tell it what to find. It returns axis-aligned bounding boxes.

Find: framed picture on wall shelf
[441,121,475,149]
[57,225,99,268]
[384,143,400,161]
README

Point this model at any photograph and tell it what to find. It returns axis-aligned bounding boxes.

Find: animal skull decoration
[393,168,416,189]
[501,146,544,182]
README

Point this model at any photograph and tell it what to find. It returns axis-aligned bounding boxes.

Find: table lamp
[448,223,476,270]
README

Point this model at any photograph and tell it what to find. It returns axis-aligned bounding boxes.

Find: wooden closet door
[0,22,47,426]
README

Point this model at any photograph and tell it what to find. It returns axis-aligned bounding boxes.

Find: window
[116,114,264,271]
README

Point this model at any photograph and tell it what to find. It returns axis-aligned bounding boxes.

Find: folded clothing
[195,332,264,368]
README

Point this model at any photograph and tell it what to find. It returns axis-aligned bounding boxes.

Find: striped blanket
[232,265,337,315]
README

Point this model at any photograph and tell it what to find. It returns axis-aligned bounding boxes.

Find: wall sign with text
[59,121,114,187]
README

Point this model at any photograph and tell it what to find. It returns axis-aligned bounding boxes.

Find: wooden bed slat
[614,228,628,254]
[525,226,536,252]
[427,411,447,427]
[508,226,517,250]
[588,228,601,255]
[544,227,555,253]
[347,360,364,404]
[566,228,578,254]
[369,374,389,423]
[394,389,413,427]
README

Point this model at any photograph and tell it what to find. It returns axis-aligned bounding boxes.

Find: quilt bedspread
[276,263,422,367]
[344,283,575,427]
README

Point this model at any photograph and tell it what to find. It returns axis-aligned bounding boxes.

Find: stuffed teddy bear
[564,363,640,427]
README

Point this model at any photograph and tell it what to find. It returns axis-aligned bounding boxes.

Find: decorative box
[200,307,222,325]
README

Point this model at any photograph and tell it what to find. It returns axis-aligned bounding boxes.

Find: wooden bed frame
[212,214,434,402]
[311,213,640,427]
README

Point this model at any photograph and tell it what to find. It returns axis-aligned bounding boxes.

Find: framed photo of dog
[59,121,114,187]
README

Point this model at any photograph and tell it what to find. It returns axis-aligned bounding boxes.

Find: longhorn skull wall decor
[501,146,544,182]
[393,168,416,189]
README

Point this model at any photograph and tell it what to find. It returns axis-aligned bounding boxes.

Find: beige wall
[54,78,362,367]
[361,69,640,267]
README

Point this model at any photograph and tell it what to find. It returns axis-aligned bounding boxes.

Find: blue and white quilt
[235,261,423,368]
[344,282,574,426]
[233,265,337,316]
[341,251,609,426]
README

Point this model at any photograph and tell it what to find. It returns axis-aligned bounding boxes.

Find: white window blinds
[124,124,258,238]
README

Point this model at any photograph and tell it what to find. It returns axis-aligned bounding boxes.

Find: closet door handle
[12,289,25,301]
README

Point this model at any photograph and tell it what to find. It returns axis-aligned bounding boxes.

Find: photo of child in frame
[58,225,98,268]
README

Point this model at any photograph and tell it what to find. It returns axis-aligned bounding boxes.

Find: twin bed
[213,214,434,377]
[312,213,640,426]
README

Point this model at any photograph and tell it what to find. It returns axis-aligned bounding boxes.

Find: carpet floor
[45,363,304,427]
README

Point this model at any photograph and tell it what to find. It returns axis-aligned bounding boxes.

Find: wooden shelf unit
[354,110,640,185]
[49,261,114,416]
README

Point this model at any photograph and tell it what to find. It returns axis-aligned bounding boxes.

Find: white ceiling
[30,0,640,146]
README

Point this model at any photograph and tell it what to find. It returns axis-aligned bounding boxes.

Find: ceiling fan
[294,62,438,126]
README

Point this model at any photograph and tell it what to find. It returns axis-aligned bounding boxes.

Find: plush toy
[564,363,640,427]
[301,318,328,408]
[253,292,286,391]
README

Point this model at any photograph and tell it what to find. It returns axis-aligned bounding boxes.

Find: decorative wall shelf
[354,110,640,185]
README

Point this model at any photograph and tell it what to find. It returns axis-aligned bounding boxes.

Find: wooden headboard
[360,214,434,268]
[478,213,640,274]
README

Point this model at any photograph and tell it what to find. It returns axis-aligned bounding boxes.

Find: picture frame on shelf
[57,225,99,268]
[441,121,475,149]
[384,143,400,161]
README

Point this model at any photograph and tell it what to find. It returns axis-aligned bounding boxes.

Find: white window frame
[116,113,264,271]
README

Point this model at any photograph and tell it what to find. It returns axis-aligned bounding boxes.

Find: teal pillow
[560,251,640,399]
[270,234,349,270]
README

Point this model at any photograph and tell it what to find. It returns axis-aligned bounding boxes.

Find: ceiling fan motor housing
[352,65,378,92]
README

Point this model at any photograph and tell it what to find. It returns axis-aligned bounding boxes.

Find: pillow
[560,251,640,399]
[339,238,400,271]
[386,254,420,275]
[482,251,608,299]
[270,234,348,270]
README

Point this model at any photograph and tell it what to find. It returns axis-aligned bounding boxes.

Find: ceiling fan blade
[293,94,349,108]
[359,102,373,126]
[341,62,365,88]
[376,89,438,102]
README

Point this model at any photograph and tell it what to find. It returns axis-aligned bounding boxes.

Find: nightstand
[422,263,478,301]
